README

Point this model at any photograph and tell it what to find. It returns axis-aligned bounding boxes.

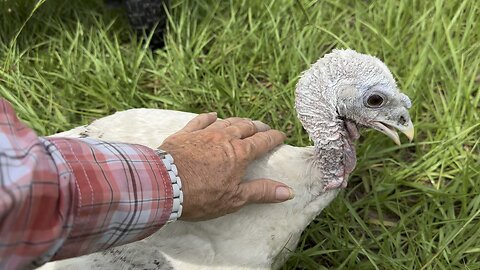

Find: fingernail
[275,186,294,201]
[208,112,217,116]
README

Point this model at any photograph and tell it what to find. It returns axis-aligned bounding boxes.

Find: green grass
[1,0,479,269]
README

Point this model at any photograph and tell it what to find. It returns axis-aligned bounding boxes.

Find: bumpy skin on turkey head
[295,49,413,193]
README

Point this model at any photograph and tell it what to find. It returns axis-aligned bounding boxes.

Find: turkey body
[40,108,339,270]
[39,49,414,269]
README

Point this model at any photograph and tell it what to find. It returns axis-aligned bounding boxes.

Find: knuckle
[263,132,275,146]
[232,187,248,207]
[248,140,257,154]
[221,119,232,127]
[256,133,270,146]
[190,117,201,125]
[243,141,256,157]
[245,120,257,134]
[223,141,239,160]
[259,181,271,203]
[266,133,275,146]
[227,117,241,123]
[210,130,224,138]
[247,181,272,204]
[230,125,241,134]
[232,142,249,161]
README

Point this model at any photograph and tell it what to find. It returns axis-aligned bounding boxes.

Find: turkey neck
[296,107,355,172]
[294,68,357,192]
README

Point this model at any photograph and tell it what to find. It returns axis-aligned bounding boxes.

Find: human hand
[159,112,293,221]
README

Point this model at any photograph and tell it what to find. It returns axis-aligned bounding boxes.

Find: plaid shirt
[0,99,174,269]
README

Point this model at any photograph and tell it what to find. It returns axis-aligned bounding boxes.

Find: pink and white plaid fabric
[0,99,173,269]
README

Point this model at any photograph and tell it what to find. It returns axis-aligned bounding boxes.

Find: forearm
[46,137,175,261]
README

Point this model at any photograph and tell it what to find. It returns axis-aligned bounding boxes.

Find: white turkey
[40,49,414,270]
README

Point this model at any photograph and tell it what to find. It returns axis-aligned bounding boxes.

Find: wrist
[156,149,184,222]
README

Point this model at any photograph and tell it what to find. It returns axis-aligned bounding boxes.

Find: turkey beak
[371,119,414,145]
[398,119,414,142]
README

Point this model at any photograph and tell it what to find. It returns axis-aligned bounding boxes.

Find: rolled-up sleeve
[0,99,174,269]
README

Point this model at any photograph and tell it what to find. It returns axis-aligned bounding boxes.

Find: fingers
[204,117,244,130]
[237,179,294,204]
[178,112,218,133]
[241,130,286,160]
[207,118,270,133]
[224,120,258,139]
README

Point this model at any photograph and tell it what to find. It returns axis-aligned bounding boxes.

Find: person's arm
[0,99,176,269]
[0,98,291,270]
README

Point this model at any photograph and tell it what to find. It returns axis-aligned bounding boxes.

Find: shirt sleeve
[0,99,174,269]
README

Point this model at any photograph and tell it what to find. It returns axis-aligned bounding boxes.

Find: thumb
[238,179,295,204]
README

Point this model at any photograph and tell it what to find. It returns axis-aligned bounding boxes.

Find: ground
[0,0,479,269]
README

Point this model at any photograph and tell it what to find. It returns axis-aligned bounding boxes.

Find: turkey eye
[366,94,385,108]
